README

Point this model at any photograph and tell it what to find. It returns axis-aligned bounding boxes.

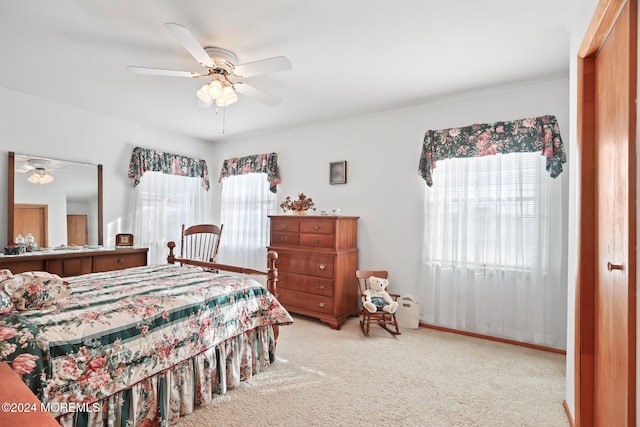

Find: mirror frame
[7,151,104,246]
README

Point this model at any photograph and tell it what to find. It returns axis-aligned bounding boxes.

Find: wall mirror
[7,152,103,247]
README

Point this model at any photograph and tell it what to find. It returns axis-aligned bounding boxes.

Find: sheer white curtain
[218,173,277,270]
[130,171,208,265]
[418,152,566,349]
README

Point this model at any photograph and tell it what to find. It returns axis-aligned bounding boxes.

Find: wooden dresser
[0,247,148,277]
[268,215,359,329]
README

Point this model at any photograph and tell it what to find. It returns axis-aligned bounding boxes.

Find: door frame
[575,0,637,425]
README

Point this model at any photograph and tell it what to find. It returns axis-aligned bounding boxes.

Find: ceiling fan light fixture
[215,86,238,107]
[40,174,54,184]
[196,84,212,103]
[28,171,54,184]
[207,80,224,99]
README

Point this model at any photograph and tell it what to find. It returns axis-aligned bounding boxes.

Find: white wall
[208,77,570,312]
[0,86,213,248]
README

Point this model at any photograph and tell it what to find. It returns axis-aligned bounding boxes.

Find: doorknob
[607,262,623,272]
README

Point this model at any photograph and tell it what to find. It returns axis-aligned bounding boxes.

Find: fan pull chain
[215,106,226,134]
[222,105,226,134]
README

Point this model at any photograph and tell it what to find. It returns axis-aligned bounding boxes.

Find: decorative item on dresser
[115,233,135,247]
[0,247,148,276]
[279,193,315,215]
[268,214,359,329]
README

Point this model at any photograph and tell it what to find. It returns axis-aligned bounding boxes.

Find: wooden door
[67,214,88,246]
[594,3,635,423]
[577,0,637,425]
[14,204,48,247]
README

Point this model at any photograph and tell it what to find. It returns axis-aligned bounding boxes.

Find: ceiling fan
[128,22,292,108]
[15,159,57,184]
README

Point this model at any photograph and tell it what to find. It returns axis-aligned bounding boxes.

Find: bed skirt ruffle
[58,325,276,427]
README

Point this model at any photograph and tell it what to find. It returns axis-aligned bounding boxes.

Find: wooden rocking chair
[355,270,401,337]
[180,224,223,263]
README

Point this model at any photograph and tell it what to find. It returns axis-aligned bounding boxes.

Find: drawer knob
[280,236,289,242]
[276,293,281,299]
[275,259,282,265]
[317,302,327,309]
[281,224,289,230]
[313,225,320,231]
[117,258,125,265]
[317,264,327,271]
[312,239,320,245]
[317,284,326,290]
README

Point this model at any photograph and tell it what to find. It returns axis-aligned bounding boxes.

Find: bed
[0,247,292,426]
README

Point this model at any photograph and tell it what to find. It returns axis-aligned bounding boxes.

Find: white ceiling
[0,1,578,142]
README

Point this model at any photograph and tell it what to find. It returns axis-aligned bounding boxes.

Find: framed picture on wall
[330,161,347,184]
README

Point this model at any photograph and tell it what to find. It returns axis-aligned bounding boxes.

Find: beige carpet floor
[175,314,569,427]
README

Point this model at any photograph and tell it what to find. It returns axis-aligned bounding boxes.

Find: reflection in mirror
[9,152,103,248]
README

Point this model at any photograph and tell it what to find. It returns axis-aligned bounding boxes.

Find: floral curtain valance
[128,146,210,190]
[218,152,281,193]
[418,115,566,186]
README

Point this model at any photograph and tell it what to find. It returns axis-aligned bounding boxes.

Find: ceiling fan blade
[127,66,202,78]
[234,56,292,78]
[234,82,282,107]
[164,22,214,68]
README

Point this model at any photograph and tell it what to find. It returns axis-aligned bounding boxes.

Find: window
[419,152,566,348]
[218,173,277,270]
[425,152,543,271]
[130,172,207,264]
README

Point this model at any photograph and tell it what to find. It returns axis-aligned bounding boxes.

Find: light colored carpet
[175,314,569,427]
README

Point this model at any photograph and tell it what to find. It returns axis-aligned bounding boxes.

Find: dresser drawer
[48,257,92,277]
[276,288,334,314]
[277,251,334,278]
[300,219,334,235]
[0,259,46,274]
[270,217,300,233]
[271,231,300,246]
[278,272,333,296]
[94,252,147,272]
[299,233,334,249]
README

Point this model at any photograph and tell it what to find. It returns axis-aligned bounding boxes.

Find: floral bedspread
[0,264,292,411]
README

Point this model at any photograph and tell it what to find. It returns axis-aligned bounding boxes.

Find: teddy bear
[362,276,398,314]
